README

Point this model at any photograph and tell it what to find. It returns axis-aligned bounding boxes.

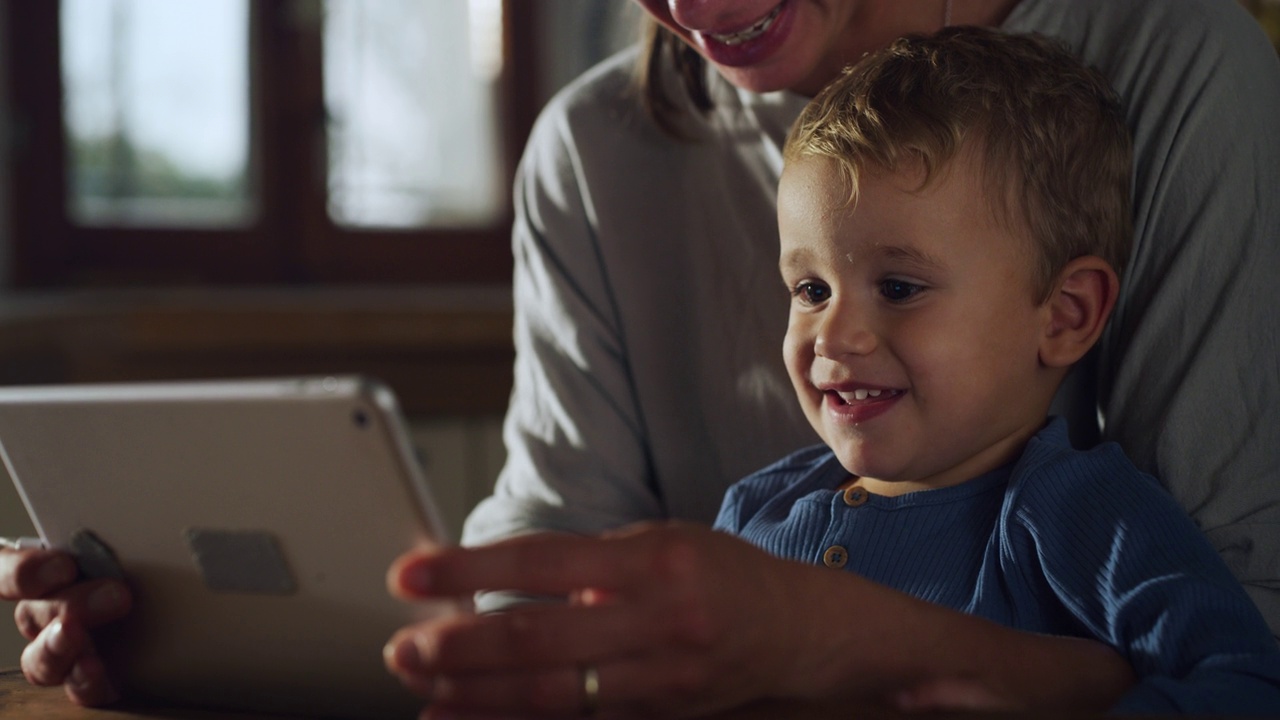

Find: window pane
[323,0,503,229]
[61,0,252,226]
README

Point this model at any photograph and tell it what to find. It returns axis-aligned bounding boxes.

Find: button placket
[822,483,869,571]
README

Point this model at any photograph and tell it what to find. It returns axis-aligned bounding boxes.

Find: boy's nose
[814,301,877,358]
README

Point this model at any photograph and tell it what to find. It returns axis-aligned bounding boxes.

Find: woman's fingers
[420,652,729,720]
[64,647,122,707]
[21,618,84,686]
[6,547,131,648]
[430,666,584,717]
[14,577,132,640]
[17,584,128,707]
[388,599,681,678]
[385,524,810,717]
[391,533,641,600]
[0,549,78,601]
[893,677,1022,712]
[4,548,128,707]
[20,620,120,706]
[390,522,717,602]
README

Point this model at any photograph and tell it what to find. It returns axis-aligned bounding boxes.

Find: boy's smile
[820,383,905,425]
[778,153,1060,497]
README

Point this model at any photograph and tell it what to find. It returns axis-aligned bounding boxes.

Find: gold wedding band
[581,663,600,717]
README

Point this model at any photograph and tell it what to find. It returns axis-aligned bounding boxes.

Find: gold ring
[581,663,600,717]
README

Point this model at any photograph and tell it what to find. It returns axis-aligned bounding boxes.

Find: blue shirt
[714,418,1280,714]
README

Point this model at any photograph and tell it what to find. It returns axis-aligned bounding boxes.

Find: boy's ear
[1039,256,1120,368]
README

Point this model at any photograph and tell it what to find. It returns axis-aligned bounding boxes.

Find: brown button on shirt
[822,545,849,569]
[843,485,869,507]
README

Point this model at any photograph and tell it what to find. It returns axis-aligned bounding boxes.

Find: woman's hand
[384,522,1134,718]
[384,522,830,719]
[0,547,131,706]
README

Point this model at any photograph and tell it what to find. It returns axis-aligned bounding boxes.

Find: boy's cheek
[781,328,811,376]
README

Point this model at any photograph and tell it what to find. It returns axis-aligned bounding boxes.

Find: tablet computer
[0,376,456,719]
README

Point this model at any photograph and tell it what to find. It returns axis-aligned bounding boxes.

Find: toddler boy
[715,26,1280,713]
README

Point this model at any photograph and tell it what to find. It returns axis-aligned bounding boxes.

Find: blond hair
[785,26,1133,299]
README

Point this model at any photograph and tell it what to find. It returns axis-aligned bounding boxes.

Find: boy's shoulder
[1005,417,1176,524]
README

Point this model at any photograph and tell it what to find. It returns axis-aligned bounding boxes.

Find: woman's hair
[784,26,1133,299]
[635,20,713,137]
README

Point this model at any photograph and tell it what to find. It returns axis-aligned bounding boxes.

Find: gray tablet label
[185,528,297,595]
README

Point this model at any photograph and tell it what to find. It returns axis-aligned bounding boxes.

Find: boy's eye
[880,279,924,302]
[791,281,831,306]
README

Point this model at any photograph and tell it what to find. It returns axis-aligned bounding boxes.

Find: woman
[7,0,1279,716]
[390,0,1280,716]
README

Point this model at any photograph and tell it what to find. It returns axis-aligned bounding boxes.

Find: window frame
[3,0,534,286]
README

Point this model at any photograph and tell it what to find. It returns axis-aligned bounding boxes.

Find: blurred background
[0,0,1276,668]
[0,0,641,664]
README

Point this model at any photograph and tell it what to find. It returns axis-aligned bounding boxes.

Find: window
[324,0,504,228]
[61,0,253,227]
[3,0,548,286]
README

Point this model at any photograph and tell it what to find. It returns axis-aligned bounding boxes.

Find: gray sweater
[463,0,1280,634]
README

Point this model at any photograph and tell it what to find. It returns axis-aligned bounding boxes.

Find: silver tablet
[0,376,454,719]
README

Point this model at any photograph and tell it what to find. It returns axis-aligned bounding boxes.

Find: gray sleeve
[460,93,665,548]
[1075,1,1280,634]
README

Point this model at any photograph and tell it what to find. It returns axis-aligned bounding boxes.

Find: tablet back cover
[0,376,453,719]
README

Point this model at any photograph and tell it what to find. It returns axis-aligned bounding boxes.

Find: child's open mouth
[829,388,905,404]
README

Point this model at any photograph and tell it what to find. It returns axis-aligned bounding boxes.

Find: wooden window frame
[3,0,536,287]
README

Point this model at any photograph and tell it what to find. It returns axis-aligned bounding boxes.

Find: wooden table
[0,668,927,720]
[0,669,301,720]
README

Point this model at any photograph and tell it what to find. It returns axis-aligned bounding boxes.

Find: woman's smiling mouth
[706,4,784,46]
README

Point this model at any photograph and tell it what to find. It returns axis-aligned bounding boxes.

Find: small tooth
[867,389,882,398]
[854,389,869,401]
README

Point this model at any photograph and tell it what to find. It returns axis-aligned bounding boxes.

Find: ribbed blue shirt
[714,418,1280,714]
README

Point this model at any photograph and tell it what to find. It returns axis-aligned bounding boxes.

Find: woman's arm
[461,58,669,557]
[384,524,1132,718]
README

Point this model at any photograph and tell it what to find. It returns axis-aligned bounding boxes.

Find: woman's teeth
[708,4,783,46]
[840,389,885,402]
